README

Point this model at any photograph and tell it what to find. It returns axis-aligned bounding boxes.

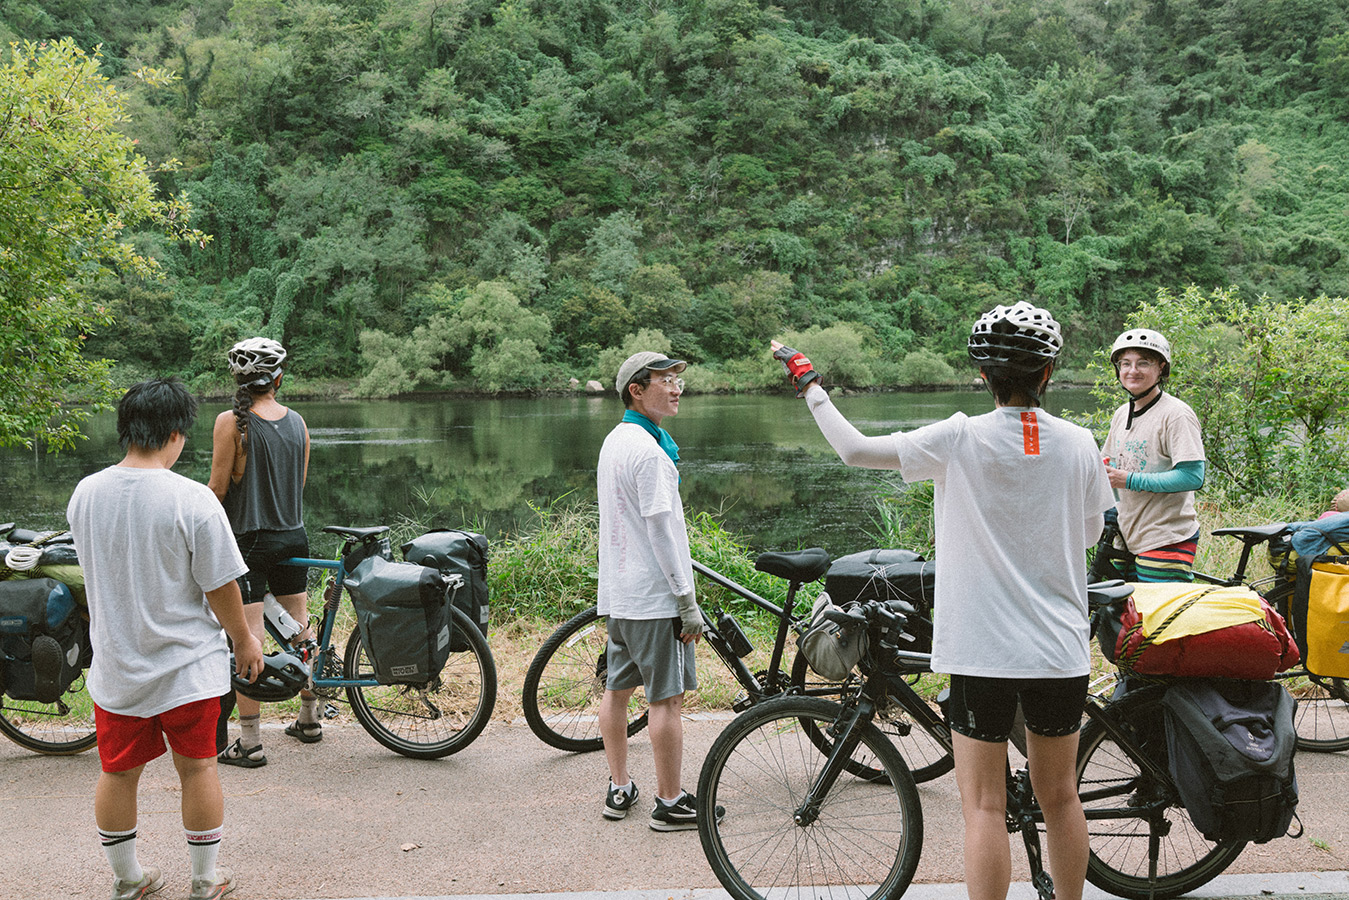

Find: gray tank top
[223,409,306,534]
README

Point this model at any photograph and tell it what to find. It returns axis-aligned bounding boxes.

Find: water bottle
[263,592,304,640]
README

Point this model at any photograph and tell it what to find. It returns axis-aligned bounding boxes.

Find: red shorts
[95,696,222,773]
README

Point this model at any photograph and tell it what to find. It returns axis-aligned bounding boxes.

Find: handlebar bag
[1113,584,1299,680]
[0,577,86,702]
[824,550,933,652]
[1291,554,1349,677]
[345,556,454,685]
[796,593,868,682]
[401,529,489,651]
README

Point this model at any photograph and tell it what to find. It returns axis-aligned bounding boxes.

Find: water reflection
[0,389,1096,556]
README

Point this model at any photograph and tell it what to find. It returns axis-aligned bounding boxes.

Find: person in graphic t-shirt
[1101,329,1206,583]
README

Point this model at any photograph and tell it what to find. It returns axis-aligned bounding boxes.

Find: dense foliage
[0,39,206,448]
[5,0,1349,396]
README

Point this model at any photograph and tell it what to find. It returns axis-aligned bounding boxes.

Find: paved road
[2,715,1346,900]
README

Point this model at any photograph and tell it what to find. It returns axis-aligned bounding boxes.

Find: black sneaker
[603,781,639,820]
[650,790,724,832]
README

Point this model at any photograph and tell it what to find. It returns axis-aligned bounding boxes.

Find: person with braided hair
[207,338,316,768]
[772,302,1113,900]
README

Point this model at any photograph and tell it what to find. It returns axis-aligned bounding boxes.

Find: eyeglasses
[642,374,685,391]
[1118,359,1159,372]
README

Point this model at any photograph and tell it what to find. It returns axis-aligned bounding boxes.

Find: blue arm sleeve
[1126,459,1205,493]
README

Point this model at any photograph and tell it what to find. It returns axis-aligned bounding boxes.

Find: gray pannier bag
[344,556,457,685]
[1161,679,1300,844]
[401,529,489,651]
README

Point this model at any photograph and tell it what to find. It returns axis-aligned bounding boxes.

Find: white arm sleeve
[644,508,694,598]
[804,385,902,470]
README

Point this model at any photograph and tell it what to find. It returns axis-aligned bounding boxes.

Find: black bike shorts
[235,527,309,604]
[947,673,1089,742]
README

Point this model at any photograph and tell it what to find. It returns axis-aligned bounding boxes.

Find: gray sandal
[284,720,322,744]
[217,738,267,768]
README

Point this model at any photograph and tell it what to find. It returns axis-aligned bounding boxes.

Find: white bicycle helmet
[1110,329,1172,368]
[228,337,287,378]
[967,302,1063,371]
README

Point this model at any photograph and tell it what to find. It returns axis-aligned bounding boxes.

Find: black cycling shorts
[235,527,309,604]
[946,673,1089,743]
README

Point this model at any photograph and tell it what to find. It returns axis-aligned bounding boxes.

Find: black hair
[621,372,650,409]
[231,373,278,447]
[117,379,198,451]
[981,363,1052,408]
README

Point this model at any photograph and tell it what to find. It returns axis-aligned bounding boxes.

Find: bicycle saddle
[322,525,391,540]
[1210,522,1289,543]
[754,548,831,583]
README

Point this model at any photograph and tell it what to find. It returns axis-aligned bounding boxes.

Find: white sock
[99,826,142,883]
[239,714,261,748]
[186,825,222,882]
[610,780,633,796]
[299,695,318,725]
[656,790,686,806]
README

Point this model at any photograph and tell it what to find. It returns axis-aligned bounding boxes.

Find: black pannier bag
[824,549,935,652]
[401,529,490,651]
[0,577,87,702]
[344,556,454,685]
[1161,679,1299,844]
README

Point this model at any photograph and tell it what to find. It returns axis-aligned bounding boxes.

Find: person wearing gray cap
[596,351,720,831]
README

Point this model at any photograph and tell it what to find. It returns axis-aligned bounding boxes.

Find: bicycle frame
[271,552,381,693]
[692,558,808,709]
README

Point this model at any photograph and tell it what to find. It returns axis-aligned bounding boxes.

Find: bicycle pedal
[732,692,754,712]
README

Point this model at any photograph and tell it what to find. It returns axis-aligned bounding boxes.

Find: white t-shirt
[67,466,247,717]
[597,422,694,620]
[1102,392,1205,553]
[894,408,1115,678]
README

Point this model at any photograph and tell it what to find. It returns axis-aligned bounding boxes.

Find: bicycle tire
[790,650,954,783]
[521,607,648,752]
[1077,687,1245,900]
[1281,670,1349,752]
[697,695,923,900]
[343,605,497,759]
[0,673,97,755]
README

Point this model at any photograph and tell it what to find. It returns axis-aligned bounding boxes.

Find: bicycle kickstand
[1010,767,1055,900]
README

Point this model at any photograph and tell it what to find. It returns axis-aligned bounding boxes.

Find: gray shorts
[605,616,697,704]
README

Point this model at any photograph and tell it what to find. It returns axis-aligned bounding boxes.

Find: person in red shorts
[67,379,263,900]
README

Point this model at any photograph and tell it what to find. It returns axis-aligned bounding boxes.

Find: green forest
[6,0,1349,398]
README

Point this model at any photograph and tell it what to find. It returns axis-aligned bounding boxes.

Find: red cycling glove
[772,344,822,397]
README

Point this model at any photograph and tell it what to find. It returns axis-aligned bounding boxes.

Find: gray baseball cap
[615,351,686,396]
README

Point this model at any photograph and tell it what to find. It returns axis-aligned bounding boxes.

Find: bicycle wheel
[698,695,923,900]
[790,650,953,783]
[343,606,497,759]
[0,673,97,755]
[1281,670,1349,752]
[521,606,648,752]
[1077,688,1245,900]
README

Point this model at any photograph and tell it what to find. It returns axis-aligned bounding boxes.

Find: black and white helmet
[228,337,287,378]
[967,302,1063,372]
[231,650,309,702]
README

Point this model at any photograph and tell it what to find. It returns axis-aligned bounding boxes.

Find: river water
[1,388,1098,557]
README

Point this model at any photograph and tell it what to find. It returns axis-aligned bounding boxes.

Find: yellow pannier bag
[1294,557,1349,678]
